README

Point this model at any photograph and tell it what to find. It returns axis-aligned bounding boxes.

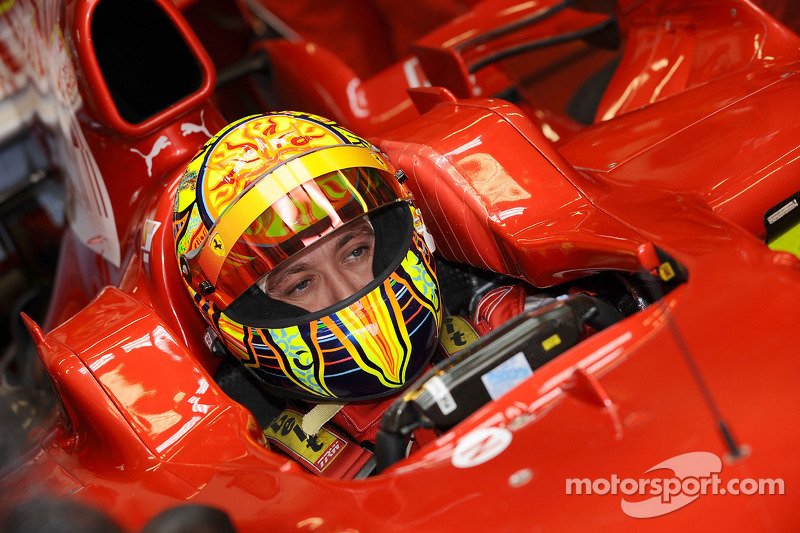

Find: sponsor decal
[141,219,161,265]
[481,352,533,401]
[210,233,225,256]
[263,409,346,474]
[452,427,512,468]
[439,315,479,356]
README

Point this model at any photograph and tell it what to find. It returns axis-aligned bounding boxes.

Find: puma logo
[181,109,212,138]
[130,135,171,177]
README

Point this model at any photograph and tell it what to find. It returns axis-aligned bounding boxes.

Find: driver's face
[260,218,376,312]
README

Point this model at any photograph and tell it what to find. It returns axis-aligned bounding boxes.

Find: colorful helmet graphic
[173,112,442,401]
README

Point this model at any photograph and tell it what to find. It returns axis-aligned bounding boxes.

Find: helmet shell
[173,112,442,401]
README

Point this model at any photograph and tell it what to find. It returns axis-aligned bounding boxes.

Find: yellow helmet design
[174,112,441,400]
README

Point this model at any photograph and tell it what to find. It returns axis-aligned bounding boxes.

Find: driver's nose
[320,266,372,309]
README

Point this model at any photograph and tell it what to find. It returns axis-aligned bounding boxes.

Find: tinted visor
[185,145,410,308]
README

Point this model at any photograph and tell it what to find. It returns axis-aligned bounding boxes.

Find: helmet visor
[184,145,410,308]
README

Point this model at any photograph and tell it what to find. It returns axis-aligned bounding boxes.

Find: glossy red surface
[249,0,473,80]
[256,39,515,137]
[598,0,800,120]
[413,0,615,98]
[3,0,800,531]
[377,99,646,285]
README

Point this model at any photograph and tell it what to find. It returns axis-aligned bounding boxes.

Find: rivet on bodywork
[508,413,534,430]
[509,468,533,488]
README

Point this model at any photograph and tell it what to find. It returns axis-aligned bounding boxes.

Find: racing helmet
[173,112,442,402]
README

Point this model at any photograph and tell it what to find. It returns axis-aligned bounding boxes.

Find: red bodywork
[2,0,800,531]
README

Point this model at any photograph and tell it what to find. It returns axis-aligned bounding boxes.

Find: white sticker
[141,220,161,265]
[426,376,457,415]
[452,427,513,468]
[141,220,161,252]
[481,352,533,400]
[768,198,798,225]
[203,330,214,351]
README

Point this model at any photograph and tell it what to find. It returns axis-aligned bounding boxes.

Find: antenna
[637,242,745,460]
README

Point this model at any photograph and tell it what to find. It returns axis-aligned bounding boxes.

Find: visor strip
[195,145,390,286]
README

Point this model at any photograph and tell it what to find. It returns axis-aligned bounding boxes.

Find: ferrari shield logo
[210,233,225,256]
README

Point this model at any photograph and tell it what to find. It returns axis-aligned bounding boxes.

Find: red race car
[1,0,800,531]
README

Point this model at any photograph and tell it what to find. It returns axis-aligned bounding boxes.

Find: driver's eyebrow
[334,223,373,251]
[264,260,312,294]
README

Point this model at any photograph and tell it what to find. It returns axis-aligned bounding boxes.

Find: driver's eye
[290,279,310,294]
